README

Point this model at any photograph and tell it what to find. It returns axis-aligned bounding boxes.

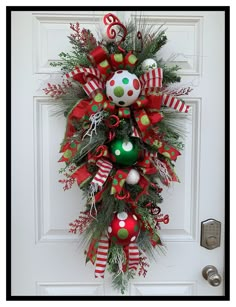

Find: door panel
[11,10,225,296]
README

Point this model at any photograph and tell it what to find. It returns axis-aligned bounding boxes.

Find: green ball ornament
[109,138,140,166]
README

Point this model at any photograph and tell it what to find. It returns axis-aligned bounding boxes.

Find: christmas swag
[44,13,191,294]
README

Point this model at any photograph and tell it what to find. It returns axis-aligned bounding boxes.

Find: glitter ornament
[126,169,140,185]
[141,58,157,72]
[109,138,140,166]
[106,70,141,107]
[108,212,140,246]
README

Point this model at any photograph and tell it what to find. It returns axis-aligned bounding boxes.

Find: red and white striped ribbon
[139,68,163,92]
[83,79,103,98]
[162,94,189,113]
[91,158,113,190]
[95,235,109,278]
[128,243,140,271]
[65,67,102,80]
[131,125,140,138]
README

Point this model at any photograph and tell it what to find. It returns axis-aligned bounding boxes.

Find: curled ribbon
[103,13,128,53]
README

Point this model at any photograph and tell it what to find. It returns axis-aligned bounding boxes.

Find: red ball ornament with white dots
[108,212,140,246]
[106,70,141,107]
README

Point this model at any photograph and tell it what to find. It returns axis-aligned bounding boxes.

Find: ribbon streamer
[83,79,103,98]
[128,243,140,271]
[140,68,163,95]
[66,66,102,83]
[162,94,189,113]
[91,158,113,191]
[95,235,109,278]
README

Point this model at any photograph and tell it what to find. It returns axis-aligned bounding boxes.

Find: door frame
[6,5,230,301]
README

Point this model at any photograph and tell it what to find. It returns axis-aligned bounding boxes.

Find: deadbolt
[202,265,222,287]
[201,219,221,249]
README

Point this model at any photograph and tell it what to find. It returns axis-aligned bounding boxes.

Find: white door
[11,10,226,296]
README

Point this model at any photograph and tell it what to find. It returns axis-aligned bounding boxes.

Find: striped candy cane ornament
[95,236,109,278]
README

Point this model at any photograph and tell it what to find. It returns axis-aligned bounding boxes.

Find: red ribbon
[71,163,93,188]
[87,46,108,65]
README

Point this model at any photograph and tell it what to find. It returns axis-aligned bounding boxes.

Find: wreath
[44,13,191,294]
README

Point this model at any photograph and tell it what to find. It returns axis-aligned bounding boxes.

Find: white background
[0,0,233,306]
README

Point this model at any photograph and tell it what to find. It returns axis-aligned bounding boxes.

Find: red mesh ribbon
[94,235,109,278]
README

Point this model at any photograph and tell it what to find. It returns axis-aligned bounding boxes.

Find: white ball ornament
[106,70,141,107]
[141,58,157,72]
[126,169,140,185]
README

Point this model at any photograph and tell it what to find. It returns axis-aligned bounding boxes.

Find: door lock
[200,219,221,250]
[202,265,222,287]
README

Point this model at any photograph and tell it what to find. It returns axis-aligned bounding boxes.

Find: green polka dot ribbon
[132,96,149,108]
[111,169,129,195]
[59,140,79,163]
[110,53,124,70]
[86,93,108,115]
[118,107,131,119]
[103,101,116,113]
[97,60,112,79]
[86,238,100,264]
[124,51,138,69]
[133,109,151,132]
[87,45,111,80]
[136,150,157,174]
[158,142,181,161]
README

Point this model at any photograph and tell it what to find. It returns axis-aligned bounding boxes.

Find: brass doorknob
[202,265,222,287]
